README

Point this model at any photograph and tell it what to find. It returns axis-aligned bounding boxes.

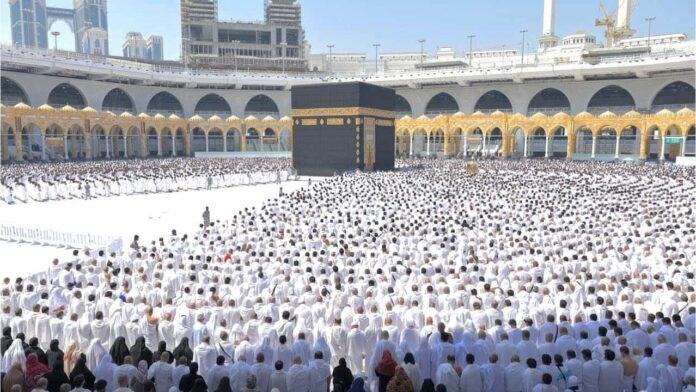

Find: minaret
[538,0,559,50]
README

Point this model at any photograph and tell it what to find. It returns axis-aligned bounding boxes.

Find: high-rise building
[123,32,164,61]
[9,0,49,49]
[73,0,109,55]
[264,0,301,25]
[82,27,107,55]
[147,35,164,61]
[180,0,306,71]
[123,32,147,59]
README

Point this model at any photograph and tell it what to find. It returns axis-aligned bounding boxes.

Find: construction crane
[595,0,638,48]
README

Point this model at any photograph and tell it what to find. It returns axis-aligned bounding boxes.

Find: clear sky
[1,0,693,60]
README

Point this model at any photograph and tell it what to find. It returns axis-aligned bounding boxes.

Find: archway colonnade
[2,103,694,162]
[0,103,293,161]
[394,109,695,161]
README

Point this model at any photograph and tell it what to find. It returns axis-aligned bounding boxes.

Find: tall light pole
[520,29,528,69]
[645,17,656,53]
[51,31,60,51]
[467,35,476,67]
[418,39,426,65]
[327,44,334,73]
[373,43,381,73]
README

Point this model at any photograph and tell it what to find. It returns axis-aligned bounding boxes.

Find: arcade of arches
[1,103,292,161]
[1,103,694,162]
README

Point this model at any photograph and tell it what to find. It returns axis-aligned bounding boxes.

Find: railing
[587,106,636,115]
[527,107,571,115]
[0,224,123,253]
[146,109,184,116]
[196,110,232,118]
[102,106,134,114]
[245,111,281,118]
[651,104,696,112]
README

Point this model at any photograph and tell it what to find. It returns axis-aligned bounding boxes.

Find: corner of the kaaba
[291,82,396,176]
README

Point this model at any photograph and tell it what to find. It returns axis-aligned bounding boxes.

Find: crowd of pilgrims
[0,159,695,392]
[0,158,292,204]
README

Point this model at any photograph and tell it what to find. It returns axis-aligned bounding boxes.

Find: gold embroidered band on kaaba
[291,107,395,119]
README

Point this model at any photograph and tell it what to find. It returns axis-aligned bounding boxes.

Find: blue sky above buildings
[1,0,693,60]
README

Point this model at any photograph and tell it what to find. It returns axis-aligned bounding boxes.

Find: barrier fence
[0,224,123,253]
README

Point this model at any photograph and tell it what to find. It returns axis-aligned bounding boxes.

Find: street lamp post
[645,17,656,53]
[327,44,334,73]
[51,31,60,51]
[467,35,476,67]
[418,39,426,65]
[373,43,381,73]
[520,29,528,69]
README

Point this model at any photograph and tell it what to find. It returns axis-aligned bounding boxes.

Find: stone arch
[244,95,279,117]
[160,127,174,156]
[429,128,445,154]
[1,122,16,161]
[529,127,547,157]
[278,128,291,151]
[47,83,87,109]
[395,95,412,117]
[263,128,279,151]
[486,127,503,156]
[475,90,512,113]
[617,125,641,157]
[109,126,125,158]
[102,88,136,114]
[527,88,571,115]
[20,122,42,161]
[146,127,159,156]
[226,128,242,152]
[1,77,31,105]
[195,94,232,117]
[44,124,66,160]
[685,125,695,157]
[575,127,593,155]
[411,128,428,156]
[208,128,224,152]
[127,126,143,158]
[596,127,618,156]
[425,93,459,116]
[450,127,463,157]
[650,81,695,111]
[91,125,108,159]
[549,126,568,158]
[191,127,206,153]
[147,92,183,116]
[174,128,186,156]
[510,127,526,158]
[66,125,86,159]
[246,128,261,151]
[587,85,635,114]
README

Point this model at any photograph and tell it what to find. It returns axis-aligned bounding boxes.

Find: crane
[595,0,638,48]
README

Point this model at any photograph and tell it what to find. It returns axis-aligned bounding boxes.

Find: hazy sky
[1,0,693,60]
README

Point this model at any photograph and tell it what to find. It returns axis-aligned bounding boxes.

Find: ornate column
[443,132,450,157]
[566,132,575,159]
[482,134,487,155]
[659,133,666,161]
[140,123,147,158]
[105,134,110,158]
[615,136,620,158]
[71,134,78,159]
[544,135,550,158]
[123,135,128,158]
[639,130,648,161]
[63,136,68,159]
[591,136,597,159]
[14,118,23,161]
[205,133,210,152]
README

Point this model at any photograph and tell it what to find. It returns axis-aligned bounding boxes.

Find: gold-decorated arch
[0,103,293,160]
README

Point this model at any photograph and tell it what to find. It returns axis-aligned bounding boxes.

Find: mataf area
[1,0,696,391]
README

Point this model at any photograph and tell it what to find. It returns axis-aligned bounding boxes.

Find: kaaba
[291,82,395,176]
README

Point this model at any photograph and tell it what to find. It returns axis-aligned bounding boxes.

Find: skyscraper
[264,0,301,26]
[146,35,164,61]
[73,0,109,55]
[9,0,49,49]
